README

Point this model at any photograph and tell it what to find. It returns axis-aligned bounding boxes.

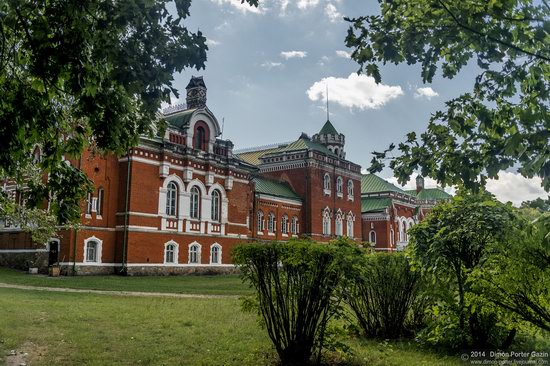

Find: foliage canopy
[346,0,549,191]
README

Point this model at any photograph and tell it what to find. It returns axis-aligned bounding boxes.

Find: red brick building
[0,76,450,275]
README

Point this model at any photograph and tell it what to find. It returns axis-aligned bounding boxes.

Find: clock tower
[186,76,207,109]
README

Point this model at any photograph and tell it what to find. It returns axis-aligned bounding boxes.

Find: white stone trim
[209,243,222,265]
[188,241,202,264]
[164,240,180,264]
[256,193,302,206]
[83,236,103,264]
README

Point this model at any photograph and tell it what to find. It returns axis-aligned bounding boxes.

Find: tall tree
[0,0,257,227]
[521,196,550,212]
[345,0,549,191]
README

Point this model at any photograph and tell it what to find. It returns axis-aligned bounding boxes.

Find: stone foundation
[0,252,49,274]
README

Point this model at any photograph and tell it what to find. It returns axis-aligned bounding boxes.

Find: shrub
[233,239,356,366]
[345,252,422,339]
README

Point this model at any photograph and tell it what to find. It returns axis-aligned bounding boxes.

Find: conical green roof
[318,120,338,135]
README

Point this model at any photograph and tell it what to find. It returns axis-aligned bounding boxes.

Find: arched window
[369,230,376,244]
[165,242,177,264]
[323,173,331,191]
[268,212,276,233]
[390,228,395,246]
[291,216,299,235]
[336,176,343,195]
[211,190,221,222]
[335,212,343,236]
[281,215,288,235]
[189,243,200,264]
[347,180,354,197]
[166,182,178,217]
[322,209,331,235]
[194,126,206,150]
[210,244,221,264]
[190,186,200,219]
[347,214,354,237]
[84,236,102,263]
[257,211,264,231]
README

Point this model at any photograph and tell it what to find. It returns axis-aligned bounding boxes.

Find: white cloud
[335,50,351,58]
[307,73,404,110]
[386,172,546,206]
[414,87,439,100]
[485,171,547,206]
[212,0,264,14]
[261,61,283,70]
[297,0,320,9]
[325,3,341,22]
[281,50,307,59]
[206,39,220,47]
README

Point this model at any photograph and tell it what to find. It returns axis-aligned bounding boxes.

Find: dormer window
[194,126,206,151]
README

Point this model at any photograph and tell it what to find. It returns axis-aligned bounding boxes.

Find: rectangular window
[86,242,97,262]
[97,188,104,216]
[86,193,93,215]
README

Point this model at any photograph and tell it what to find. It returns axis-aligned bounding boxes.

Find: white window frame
[83,236,103,264]
[166,181,178,217]
[336,176,343,197]
[291,216,299,235]
[164,241,179,264]
[188,242,201,264]
[257,210,264,232]
[347,180,354,200]
[97,187,104,218]
[323,173,331,195]
[211,189,221,222]
[347,215,354,238]
[267,212,276,234]
[322,209,331,236]
[210,243,222,265]
[86,192,93,216]
[190,186,200,220]
[335,213,343,236]
[369,230,377,244]
[281,215,288,235]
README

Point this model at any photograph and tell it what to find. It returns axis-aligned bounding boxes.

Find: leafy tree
[233,239,357,366]
[345,252,423,339]
[0,0,257,229]
[472,213,550,332]
[345,0,550,191]
[521,196,550,212]
[408,192,522,347]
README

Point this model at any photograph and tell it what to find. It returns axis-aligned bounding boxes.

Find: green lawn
[0,286,467,366]
[0,267,252,296]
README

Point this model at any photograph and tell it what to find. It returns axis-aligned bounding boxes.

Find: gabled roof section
[164,108,196,129]
[275,136,337,157]
[253,177,301,202]
[407,188,452,201]
[361,174,407,195]
[235,143,289,166]
[318,120,338,135]
[361,197,392,213]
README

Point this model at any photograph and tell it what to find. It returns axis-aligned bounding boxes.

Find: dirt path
[0,282,239,299]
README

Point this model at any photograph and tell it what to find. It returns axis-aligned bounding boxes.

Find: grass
[0,267,252,296]
[0,286,468,366]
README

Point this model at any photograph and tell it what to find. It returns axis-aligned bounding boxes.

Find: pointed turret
[312,120,346,158]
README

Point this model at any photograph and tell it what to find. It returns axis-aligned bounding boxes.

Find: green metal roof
[164,109,196,129]
[253,177,302,201]
[417,188,451,201]
[236,135,338,166]
[318,120,338,135]
[361,174,407,195]
[361,197,392,213]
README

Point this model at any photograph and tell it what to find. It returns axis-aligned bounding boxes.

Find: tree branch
[437,0,550,62]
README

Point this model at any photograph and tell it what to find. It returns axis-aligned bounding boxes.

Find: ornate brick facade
[0,77,450,275]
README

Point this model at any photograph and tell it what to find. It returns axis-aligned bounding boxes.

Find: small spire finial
[326,84,329,121]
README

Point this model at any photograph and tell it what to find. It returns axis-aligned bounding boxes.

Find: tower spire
[326,84,329,121]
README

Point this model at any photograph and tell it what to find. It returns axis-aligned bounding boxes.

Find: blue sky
[169,0,547,205]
